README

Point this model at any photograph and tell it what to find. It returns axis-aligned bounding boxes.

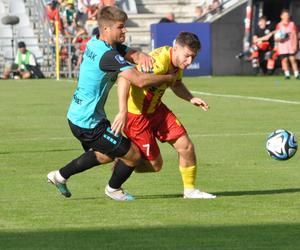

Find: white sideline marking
[190,90,300,105]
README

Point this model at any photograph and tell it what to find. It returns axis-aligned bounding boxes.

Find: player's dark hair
[175,32,201,52]
[258,15,267,21]
[281,9,290,15]
[97,6,128,28]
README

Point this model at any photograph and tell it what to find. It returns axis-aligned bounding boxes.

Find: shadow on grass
[66,188,300,201]
[0,148,80,155]
[215,188,300,197]
[1,224,300,250]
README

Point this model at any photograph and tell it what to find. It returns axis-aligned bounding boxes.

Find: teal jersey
[67,37,133,128]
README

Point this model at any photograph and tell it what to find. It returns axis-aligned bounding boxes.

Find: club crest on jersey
[115,55,126,64]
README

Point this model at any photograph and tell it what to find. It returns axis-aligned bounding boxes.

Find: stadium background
[0,1,300,249]
[1,0,300,78]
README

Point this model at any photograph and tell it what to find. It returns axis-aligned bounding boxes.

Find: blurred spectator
[193,5,206,22]
[100,0,116,7]
[2,42,42,79]
[85,0,100,35]
[76,0,89,25]
[210,0,221,14]
[236,16,276,75]
[275,9,299,79]
[159,12,176,23]
[63,0,77,36]
[72,26,90,71]
[46,0,63,33]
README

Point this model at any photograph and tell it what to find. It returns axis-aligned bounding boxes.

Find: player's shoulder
[150,46,172,69]
[150,46,171,58]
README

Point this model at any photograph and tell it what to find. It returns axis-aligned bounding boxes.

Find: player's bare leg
[281,57,290,79]
[288,55,299,79]
[170,134,216,199]
[134,155,163,173]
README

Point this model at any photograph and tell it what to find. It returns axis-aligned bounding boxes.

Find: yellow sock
[179,165,197,189]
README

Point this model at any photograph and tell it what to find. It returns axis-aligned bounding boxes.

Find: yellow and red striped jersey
[127,46,183,114]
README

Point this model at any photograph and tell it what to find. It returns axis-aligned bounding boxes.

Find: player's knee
[152,159,163,172]
[181,140,195,155]
[94,151,112,164]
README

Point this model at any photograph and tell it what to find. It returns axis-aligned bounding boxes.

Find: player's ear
[173,43,178,52]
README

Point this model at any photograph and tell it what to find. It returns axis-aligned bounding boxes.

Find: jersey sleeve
[99,50,133,73]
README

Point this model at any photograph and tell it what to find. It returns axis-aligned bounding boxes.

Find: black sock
[108,160,135,189]
[59,151,99,179]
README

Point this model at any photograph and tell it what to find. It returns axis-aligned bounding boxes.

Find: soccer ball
[266,129,297,160]
[274,30,287,41]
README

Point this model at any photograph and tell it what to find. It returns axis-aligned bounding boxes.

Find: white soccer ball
[274,30,287,41]
[266,129,297,160]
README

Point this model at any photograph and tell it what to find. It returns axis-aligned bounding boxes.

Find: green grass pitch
[0,76,299,249]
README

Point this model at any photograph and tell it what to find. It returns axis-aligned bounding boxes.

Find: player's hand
[111,111,127,136]
[138,53,155,73]
[190,97,209,111]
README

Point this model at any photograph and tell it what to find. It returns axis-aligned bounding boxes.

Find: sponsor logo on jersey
[115,55,126,64]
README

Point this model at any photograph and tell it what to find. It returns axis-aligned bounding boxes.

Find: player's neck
[99,34,116,47]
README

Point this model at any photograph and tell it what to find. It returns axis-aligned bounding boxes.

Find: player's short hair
[175,32,201,52]
[258,16,267,22]
[97,6,128,28]
[281,9,290,15]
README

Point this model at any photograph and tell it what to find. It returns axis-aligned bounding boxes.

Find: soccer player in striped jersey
[116,32,216,199]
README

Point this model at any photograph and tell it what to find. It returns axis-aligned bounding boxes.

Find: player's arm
[111,75,130,135]
[119,67,176,88]
[124,49,155,73]
[100,50,176,88]
[170,80,209,111]
[255,31,276,43]
[117,44,155,72]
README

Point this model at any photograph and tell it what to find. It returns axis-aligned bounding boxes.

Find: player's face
[258,19,266,29]
[281,12,290,23]
[173,44,197,69]
[108,21,127,43]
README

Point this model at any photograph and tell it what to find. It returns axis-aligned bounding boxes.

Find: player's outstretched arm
[111,76,130,135]
[119,67,177,88]
[171,80,209,111]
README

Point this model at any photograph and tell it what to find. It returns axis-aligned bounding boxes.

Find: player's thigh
[153,104,186,142]
[69,119,132,161]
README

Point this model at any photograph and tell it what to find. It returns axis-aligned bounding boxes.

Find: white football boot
[47,170,72,198]
[184,189,216,199]
[105,185,135,201]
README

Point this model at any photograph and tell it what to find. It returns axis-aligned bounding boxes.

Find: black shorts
[68,119,131,158]
[279,53,296,60]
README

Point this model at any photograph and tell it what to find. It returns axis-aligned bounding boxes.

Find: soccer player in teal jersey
[47,6,177,201]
